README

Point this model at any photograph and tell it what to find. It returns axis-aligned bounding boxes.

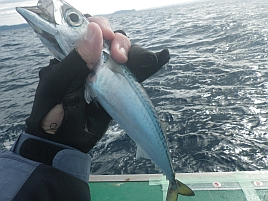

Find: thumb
[76,22,103,69]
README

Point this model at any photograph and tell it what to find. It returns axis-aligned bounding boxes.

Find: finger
[110,33,131,64]
[76,22,103,68]
[87,16,115,41]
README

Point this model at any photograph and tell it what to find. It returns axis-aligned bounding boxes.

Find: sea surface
[1,0,268,175]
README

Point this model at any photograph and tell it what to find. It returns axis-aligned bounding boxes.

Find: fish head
[16,0,89,61]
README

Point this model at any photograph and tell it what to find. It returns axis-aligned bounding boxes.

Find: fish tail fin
[166,179,195,201]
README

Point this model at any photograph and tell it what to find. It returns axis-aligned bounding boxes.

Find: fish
[16,0,195,200]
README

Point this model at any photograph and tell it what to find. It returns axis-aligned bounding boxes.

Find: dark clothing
[0,50,94,201]
[25,49,99,153]
[25,49,111,153]
[0,50,96,201]
[0,44,171,200]
[0,133,91,201]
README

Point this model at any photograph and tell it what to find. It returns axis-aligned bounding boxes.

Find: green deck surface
[89,182,267,201]
[90,182,162,201]
[88,172,268,201]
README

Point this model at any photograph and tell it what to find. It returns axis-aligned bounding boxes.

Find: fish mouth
[16,0,88,61]
[16,6,57,36]
[16,5,56,25]
[16,0,57,25]
[16,5,64,60]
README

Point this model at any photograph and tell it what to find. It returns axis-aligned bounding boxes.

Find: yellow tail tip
[166,179,195,201]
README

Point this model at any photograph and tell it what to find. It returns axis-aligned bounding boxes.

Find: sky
[0,0,197,26]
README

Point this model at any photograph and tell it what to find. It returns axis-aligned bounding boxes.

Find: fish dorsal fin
[136,146,150,160]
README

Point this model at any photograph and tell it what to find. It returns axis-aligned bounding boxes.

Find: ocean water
[0,0,268,175]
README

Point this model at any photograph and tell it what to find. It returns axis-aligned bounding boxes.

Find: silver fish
[16,0,194,200]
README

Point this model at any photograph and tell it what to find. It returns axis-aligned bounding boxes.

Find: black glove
[25,44,170,153]
[126,44,170,82]
[25,50,95,152]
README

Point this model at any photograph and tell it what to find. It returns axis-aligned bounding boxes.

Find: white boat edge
[89,171,268,183]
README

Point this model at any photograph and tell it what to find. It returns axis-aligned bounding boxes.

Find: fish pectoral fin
[84,82,95,104]
[166,180,195,201]
[136,146,150,160]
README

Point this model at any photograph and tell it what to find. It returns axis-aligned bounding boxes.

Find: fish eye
[65,9,83,27]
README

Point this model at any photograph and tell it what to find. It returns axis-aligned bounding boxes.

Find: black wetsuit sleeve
[25,49,91,137]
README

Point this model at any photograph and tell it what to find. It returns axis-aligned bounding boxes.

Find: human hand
[76,16,131,67]
[40,16,131,135]
[26,16,170,153]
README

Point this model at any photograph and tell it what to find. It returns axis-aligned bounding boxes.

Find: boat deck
[89,171,268,201]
